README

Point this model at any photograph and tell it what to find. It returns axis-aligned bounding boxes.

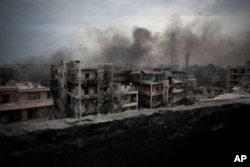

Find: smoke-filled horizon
[1,0,250,67]
[10,16,250,68]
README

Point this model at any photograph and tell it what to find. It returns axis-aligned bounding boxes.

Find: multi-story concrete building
[113,83,138,112]
[226,60,250,93]
[51,60,137,118]
[0,82,53,123]
[129,68,170,108]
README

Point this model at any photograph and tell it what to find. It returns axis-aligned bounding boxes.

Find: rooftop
[0,82,49,92]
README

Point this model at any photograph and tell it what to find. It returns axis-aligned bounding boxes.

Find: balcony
[123,102,137,108]
[81,78,98,84]
[140,79,167,85]
[173,88,184,93]
[140,90,163,96]
[0,99,53,111]
[80,94,98,99]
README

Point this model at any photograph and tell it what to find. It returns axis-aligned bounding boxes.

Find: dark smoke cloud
[9,15,250,85]
[96,15,249,67]
[100,27,153,64]
[11,48,73,86]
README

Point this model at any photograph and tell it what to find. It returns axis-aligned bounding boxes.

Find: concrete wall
[1,99,249,166]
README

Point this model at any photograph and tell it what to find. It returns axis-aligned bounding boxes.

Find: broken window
[131,94,137,102]
[104,87,108,92]
[1,94,10,103]
[114,97,119,105]
[82,86,89,95]
[85,101,89,110]
[104,99,108,106]
[104,72,109,78]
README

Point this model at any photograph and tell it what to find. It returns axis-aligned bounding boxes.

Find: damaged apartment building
[51,60,189,118]
[128,68,170,108]
[226,60,250,93]
[0,82,53,123]
[51,61,138,118]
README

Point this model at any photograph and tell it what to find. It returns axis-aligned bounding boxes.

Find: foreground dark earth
[0,99,250,167]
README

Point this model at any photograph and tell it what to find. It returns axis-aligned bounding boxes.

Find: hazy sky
[0,0,250,66]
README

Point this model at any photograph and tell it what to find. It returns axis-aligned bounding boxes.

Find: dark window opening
[104,72,108,78]
[82,86,89,95]
[2,94,10,103]
[85,73,89,79]
[104,100,109,105]
[27,108,43,120]
[114,97,119,105]
[104,87,108,92]
[85,101,89,110]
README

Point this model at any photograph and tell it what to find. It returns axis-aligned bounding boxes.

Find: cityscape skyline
[1,0,250,67]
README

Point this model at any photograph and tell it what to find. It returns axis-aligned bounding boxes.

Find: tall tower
[185,51,190,98]
[170,33,178,71]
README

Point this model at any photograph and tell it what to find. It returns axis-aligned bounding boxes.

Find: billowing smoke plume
[100,27,153,65]
[9,16,250,85]
[88,16,250,67]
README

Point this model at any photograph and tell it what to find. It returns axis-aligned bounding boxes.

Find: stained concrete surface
[0,99,250,167]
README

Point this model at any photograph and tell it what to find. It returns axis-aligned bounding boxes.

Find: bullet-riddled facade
[51,61,131,118]
[226,61,250,93]
[128,68,170,108]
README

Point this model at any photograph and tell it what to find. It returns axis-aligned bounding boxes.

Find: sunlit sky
[0,0,250,65]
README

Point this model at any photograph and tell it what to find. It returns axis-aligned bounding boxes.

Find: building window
[28,93,40,100]
[85,73,89,79]
[114,97,119,105]
[103,86,109,92]
[85,101,89,110]
[1,94,10,103]
[82,86,89,95]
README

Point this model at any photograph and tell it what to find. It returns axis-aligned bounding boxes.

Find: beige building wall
[0,84,53,123]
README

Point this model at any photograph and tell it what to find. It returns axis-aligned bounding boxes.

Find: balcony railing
[140,90,164,96]
[140,79,167,85]
[0,99,53,111]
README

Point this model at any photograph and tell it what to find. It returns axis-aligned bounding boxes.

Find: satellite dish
[9,79,16,86]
